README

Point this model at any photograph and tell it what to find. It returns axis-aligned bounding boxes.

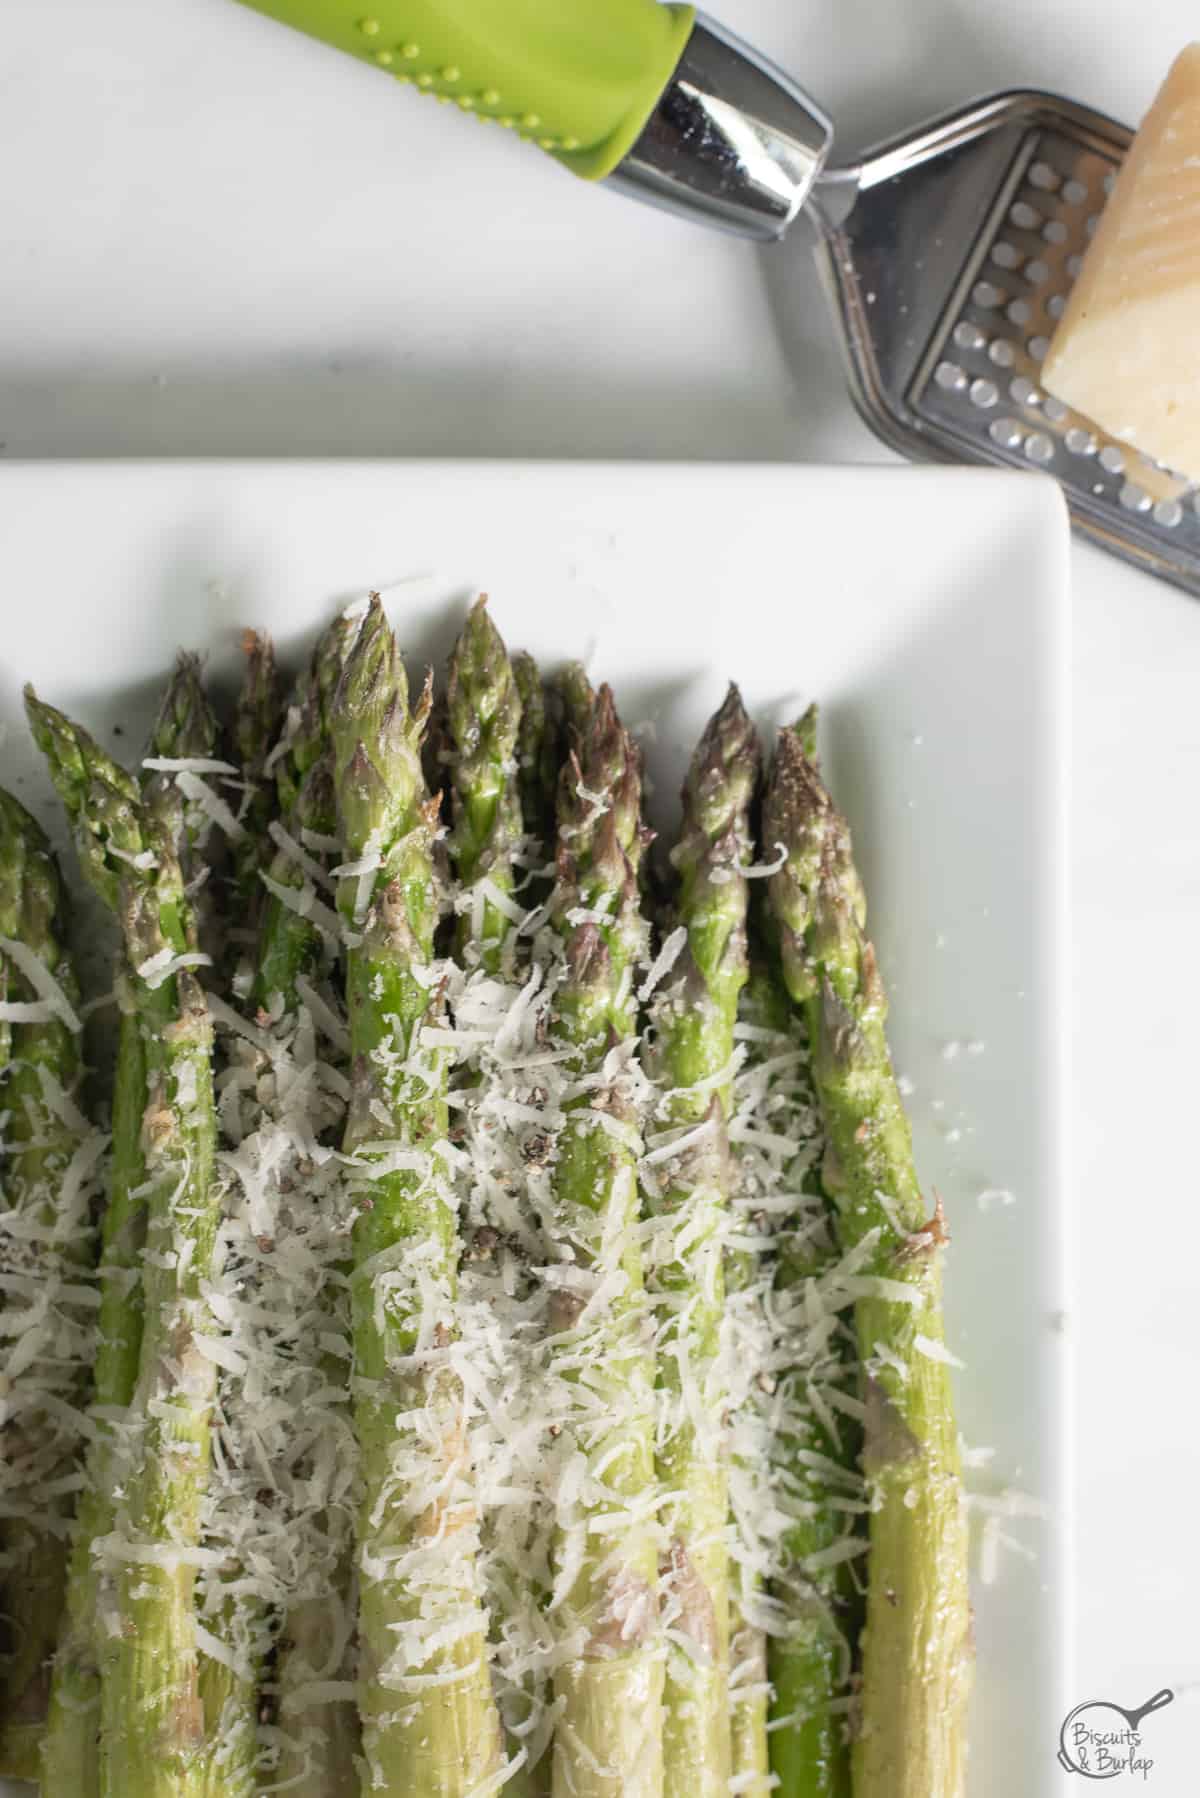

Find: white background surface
[2,0,1198,1790]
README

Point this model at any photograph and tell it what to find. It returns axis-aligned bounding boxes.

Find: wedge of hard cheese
[1043,45,1200,482]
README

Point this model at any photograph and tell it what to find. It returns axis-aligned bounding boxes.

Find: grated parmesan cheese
[0,991,106,1557]
[0,937,83,1032]
[174,770,248,845]
[722,987,862,1713]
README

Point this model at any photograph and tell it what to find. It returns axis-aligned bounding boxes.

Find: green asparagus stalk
[143,653,221,819]
[259,613,362,1012]
[0,793,98,1782]
[332,596,502,1796]
[41,659,224,1796]
[27,691,220,1798]
[547,683,662,1798]
[511,652,545,835]
[38,1007,145,1797]
[190,642,294,1798]
[228,629,284,960]
[251,614,365,1798]
[142,652,223,964]
[727,1622,770,1798]
[724,961,787,1798]
[261,756,360,1798]
[554,661,595,756]
[763,725,972,1798]
[446,597,523,976]
[512,651,562,857]
[641,686,759,1798]
[276,612,363,824]
[732,952,857,1798]
[446,604,558,1796]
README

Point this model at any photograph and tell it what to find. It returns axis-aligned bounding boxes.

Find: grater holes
[1085,214,1099,236]
[990,418,1025,450]
[912,136,1200,557]
[935,361,969,393]
[953,321,986,351]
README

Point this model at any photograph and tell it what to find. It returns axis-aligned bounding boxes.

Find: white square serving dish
[0,460,1070,1798]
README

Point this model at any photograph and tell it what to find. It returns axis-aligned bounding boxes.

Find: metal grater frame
[807,92,1200,593]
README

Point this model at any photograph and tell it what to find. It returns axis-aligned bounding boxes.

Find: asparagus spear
[447,604,565,1797]
[228,629,284,962]
[764,726,972,1798]
[188,643,296,1797]
[27,691,220,1798]
[142,652,224,964]
[512,651,561,857]
[554,661,594,754]
[41,660,223,1796]
[0,793,100,1781]
[731,956,858,1798]
[724,962,791,1798]
[276,612,364,825]
[248,615,365,1798]
[446,597,523,976]
[38,1005,145,1798]
[259,615,362,1012]
[641,687,759,1798]
[332,596,502,1797]
[260,756,360,1798]
[547,683,663,1798]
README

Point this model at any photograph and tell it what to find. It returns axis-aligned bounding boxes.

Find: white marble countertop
[3,2,1199,1789]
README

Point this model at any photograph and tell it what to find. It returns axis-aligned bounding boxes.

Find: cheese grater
[237,1,1197,590]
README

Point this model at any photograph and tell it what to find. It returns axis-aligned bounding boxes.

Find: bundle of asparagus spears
[0,594,972,1798]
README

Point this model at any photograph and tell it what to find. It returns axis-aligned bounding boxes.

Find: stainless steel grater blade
[613,21,1200,594]
[805,93,1200,591]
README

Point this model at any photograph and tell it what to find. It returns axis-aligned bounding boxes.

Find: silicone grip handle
[236,0,696,179]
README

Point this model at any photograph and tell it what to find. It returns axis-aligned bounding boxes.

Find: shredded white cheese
[0,1039,107,1555]
[258,873,342,945]
[0,937,83,1032]
[722,989,862,1710]
[141,756,240,776]
[135,948,213,991]
[174,770,248,844]
[199,956,360,1770]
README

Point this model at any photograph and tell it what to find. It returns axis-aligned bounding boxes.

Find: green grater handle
[235,0,696,180]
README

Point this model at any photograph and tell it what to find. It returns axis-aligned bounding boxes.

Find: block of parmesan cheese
[1042,45,1200,482]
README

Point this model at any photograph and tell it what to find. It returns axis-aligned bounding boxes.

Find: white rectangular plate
[0,461,1070,1798]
